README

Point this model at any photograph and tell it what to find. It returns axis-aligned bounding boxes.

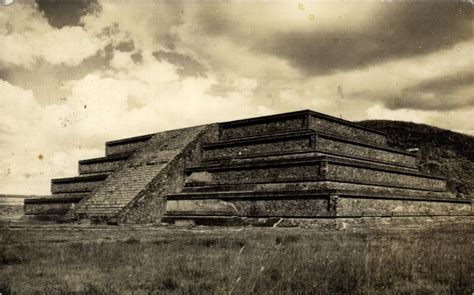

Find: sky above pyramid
[0,0,472,194]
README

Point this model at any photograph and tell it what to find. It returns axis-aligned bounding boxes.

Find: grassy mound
[358,120,474,197]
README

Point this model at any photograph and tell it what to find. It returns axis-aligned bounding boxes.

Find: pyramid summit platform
[23,110,472,225]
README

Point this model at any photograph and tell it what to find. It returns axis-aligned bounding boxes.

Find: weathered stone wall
[105,142,146,156]
[164,194,470,221]
[203,137,311,160]
[220,116,304,140]
[181,181,454,199]
[316,136,416,168]
[187,164,321,186]
[166,198,329,217]
[218,111,388,147]
[309,114,387,145]
[79,158,126,174]
[326,163,446,191]
[203,132,416,170]
[337,197,471,215]
[51,174,108,193]
[186,159,445,191]
[105,134,153,156]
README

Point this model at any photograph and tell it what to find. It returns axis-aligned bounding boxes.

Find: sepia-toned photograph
[0,0,472,293]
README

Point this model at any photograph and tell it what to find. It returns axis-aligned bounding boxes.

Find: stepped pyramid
[25,125,217,223]
[24,110,471,224]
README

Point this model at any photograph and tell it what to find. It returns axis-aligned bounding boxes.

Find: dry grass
[0,221,472,294]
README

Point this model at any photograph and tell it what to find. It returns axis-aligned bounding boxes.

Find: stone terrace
[23,110,472,225]
[163,110,471,225]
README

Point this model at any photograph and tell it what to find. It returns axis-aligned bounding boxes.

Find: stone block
[185,156,446,191]
[105,133,154,156]
[220,112,306,140]
[78,153,130,175]
[182,179,455,196]
[203,131,313,161]
[219,110,387,145]
[203,131,416,169]
[336,196,471,216]
[325,161,446,191]
[314,134,416,168]
[309,113,386,145]
[24,196,83,216]
[51,173,109,194]
[166,196,329,217]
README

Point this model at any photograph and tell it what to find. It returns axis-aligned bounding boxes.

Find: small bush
[159,278,179,291]
[81,282,113,295]
[0,248,26,265]
[123,237,140,244]
[152,239,170,246]
[275,234,300,245]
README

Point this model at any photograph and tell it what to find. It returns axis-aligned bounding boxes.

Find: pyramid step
[46,192,90,199]
[78,153,132,175]
[203,130,417,169]
[105,133,154,156]
[24,195,84,216]
[165,190,471,219]
[185,156,446,191]
[76,208,121,213]
[219,110,387,145]
[203,152,419,174]
[180,181,454,199]
[65,124,212,221]
[51,173,109,194]
[78,204,127,208]
[79,201,130,206]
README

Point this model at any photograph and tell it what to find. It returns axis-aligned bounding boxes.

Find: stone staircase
[24,133,153,221]
[163,110,471,226]
[24,125,215,223]
[67,125,209,222]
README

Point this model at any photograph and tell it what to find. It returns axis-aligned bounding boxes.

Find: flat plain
[0,217,472,294]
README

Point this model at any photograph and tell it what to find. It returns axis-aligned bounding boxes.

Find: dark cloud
[196,2,471,76]
[130,52,143,64]
[384,71,474,111]
[115,40,135,52]
[36,0,101,28]
[407,71,474,95]
[152,51,206,77]
[195,5,235,37]
[0,69,8,81]
[262,2,471,75]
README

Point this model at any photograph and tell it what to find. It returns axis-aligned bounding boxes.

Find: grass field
[0,219,473,294]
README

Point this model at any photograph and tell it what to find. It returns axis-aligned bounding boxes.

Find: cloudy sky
[0,0,472,194]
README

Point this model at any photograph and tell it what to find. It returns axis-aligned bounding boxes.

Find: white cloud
[261,40,474,122]
[0,50,273,194]
[0,2,104,68]
[0,80,103,194]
